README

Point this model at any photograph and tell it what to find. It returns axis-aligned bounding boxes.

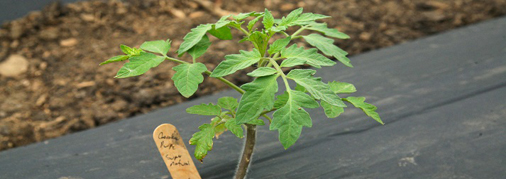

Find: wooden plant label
[153,124,201,179]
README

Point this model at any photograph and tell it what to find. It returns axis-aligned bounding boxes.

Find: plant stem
[234,124,256,179]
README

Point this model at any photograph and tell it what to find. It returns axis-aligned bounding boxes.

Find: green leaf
[186,103,221,116]
[307,23,350,39]
[115,52,165,78]
[210,49,262,77]
[270,90,317,149]
[120,44,137,55]
[279,58,306,68]
[172,63,208,98]
[209,26,233,40]
[189,124,215,161]
[321,101,344,118]
[140,39,171,55]
[248,31,268,55]
[214,122,227,138]
[274,92,289,109]
[279,8,304,27]
[236,75,278,124]
[294,84,307,92]
[225,118,244,138]
[287,69,346,107]
[177,24,213,56]
[344,97,384,125]
[247,119,265,126]
[100,55,129,65]
[280,44,336,68]
[287,13,330,26]
[247,67,277,77]
[263,9,274,29]
[329,81,357,94]
[233,12,262,21]
[247,15,263,31]
[217,96,238,111]
[187,35,211,60]
[302,34,353,67]
[268,37,291,55]
[215,15,231,29]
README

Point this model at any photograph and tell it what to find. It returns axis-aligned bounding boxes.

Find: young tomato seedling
[101,8,383,179]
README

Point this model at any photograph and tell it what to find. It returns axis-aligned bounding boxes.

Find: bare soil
[1,0,505,151]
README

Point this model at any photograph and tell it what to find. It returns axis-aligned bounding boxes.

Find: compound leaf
[236,75,278,124]
[210,49,262,77]
[120,44,139,55]
[247,15,263,31]
[140,39,171,55]
[247,67,277,77]
[279,8,303,27]
[209,26,233,40]
[177,24,213,56]
[344,97,384,125]
[270,90,317,149]
[263,9,274,29]
[280,44,336,68]
[321,101,344,118]
[329,81,357,94]
[100,55,129,65]
[302,34,352,67]
[189,124,215,161]
[215,15,231,29]
[288,13,330,26]
[287,69,346,107]
[307,23,350,39]
[268,37,291,55]
[172,63,208,98]
[186,103,221,116]
[115,52,165,78]
[187,35,211,60]
[225,118,244,138]
[217,96,238,111]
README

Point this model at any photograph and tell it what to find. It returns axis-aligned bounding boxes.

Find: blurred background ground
[0,0,505,151]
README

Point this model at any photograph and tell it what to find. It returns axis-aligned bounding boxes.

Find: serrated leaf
[263,9,274,29]
[187,35,211,60]
[294,84,307,92]
[100,55,129,65]
[248,32,268,55]
[115,52,165,78]
[270,90,317,149]
[186,103,221,116]
[210,49,262,77]
[247,67,277,77]
[140,40,171,55]
[247,15,263,31]
[209,26,233,40]
[279,8,303,27]
[217,96,238,111]
[274,92,289,109]
[236,75,278,124]
[189,124,215,161]
[307,23,350,39]
[233,12,262,21]
[177,24,213,56]
[321,101,344,118]
[287,13,330,26]
[247,119,265,126]
[215,15,231,29]
[280,58,306,68]
[280,44,336,68]
[214,123,227,139]
[329,81,357,94]
[302,34,353,67]
[172,63,208,98]
[287,69,346,107]
[268,37,291,55]
[120,44,137,55]
[225,118,244,138]
[344,97,384,124]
